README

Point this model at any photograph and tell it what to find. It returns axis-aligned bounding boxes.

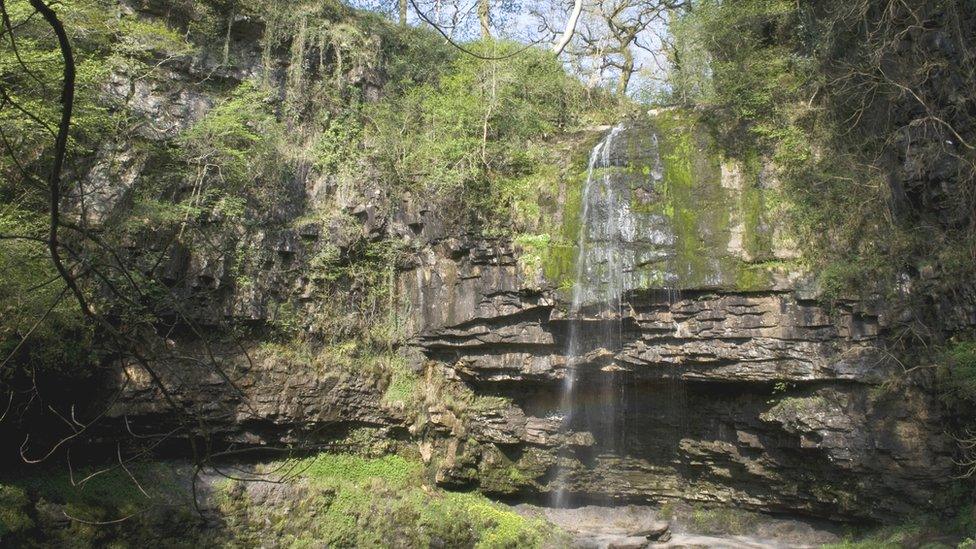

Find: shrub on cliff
[939,340,976,408]
[662,0,976,327]
[366,39,609,228]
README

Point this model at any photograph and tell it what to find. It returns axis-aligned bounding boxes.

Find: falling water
[554,123,635,507]
[571,124,631,314]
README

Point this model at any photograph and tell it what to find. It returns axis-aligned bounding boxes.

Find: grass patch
[223,453,557,548]
[382,361,422,408]
[300,453,422,487]
[690,505,760,535]
[3,455,559,547]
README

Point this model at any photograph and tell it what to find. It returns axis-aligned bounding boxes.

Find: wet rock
[607,538,650,549]
[631,522,670,541]
[397,232,959,520]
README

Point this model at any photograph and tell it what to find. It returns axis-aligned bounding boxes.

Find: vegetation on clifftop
[664,0,976,325]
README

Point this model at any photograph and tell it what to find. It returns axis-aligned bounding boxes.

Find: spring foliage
[664,0,976,325]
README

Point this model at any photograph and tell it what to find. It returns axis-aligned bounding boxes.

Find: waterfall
[554,123,635,507]
[572,124,632,316]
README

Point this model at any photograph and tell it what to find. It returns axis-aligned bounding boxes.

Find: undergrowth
[220,453,558,548]
[823,507,976,549]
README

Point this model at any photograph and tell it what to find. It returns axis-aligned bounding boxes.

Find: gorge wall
[5,0,972,530]
[105,111,960,522]
[391,121,959,521]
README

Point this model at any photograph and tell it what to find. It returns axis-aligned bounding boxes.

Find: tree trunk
[618,48,634,97]
[399,0,407,26]
[479,0,491,38]
[223,8,234,65]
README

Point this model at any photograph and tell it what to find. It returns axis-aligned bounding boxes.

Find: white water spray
[553,123,636,507]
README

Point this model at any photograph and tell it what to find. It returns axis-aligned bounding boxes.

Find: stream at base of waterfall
[511,502,843,549]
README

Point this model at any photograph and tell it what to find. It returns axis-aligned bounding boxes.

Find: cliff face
[31,1,969,525]
[391,122,959,520]
[103,110,960,522]
[399,246,954,520]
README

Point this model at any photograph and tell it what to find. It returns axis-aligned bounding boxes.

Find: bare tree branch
[553,0,584,55]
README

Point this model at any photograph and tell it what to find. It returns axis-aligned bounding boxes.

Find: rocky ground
[512,503,842,549]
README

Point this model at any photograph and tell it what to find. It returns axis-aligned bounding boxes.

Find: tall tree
[535,0,686,95]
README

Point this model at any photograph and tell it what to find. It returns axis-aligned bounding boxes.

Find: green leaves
[0,208,91,380]
[939,340,976,407]
[163,79,291,237]
[179,81,278,188]
[114,17,194,59]
[366,39,593,231]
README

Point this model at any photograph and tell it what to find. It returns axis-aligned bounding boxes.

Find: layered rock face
[405,263,954,520]
[396,122,958,521]
[96,106,958,523]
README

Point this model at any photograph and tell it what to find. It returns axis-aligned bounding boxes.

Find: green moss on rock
[640,110,729,288]
[3,455,559,548]
[220,453,557,548]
